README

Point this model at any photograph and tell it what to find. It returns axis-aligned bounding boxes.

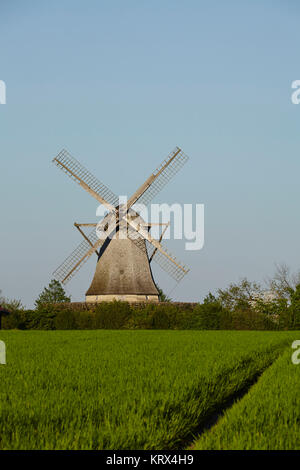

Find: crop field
[192,346,300,450]
[0,330,299,450]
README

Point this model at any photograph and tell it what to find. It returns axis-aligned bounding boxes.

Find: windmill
[52,146,190,303]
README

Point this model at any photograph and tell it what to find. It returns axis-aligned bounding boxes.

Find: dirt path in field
[181,366,272,450]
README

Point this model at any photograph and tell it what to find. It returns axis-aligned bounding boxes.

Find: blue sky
[0,0,299,307]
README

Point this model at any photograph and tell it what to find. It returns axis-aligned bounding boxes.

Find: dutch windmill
[52,147,190,303]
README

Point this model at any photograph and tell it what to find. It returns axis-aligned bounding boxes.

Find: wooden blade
[53,229,104,284]
[145,240,189,281]
[127,147,189,209]
[149,222,170,263]
[125,215,189,282]
[54,212,118,284]
[53,149,118,212]
[74,223,100,257]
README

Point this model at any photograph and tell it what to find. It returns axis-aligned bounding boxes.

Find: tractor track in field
[180,363,275,450]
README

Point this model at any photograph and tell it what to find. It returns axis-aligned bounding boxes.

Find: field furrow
[192,346,300,450]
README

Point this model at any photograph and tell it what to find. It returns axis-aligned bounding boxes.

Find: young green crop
[0,330,298,450]
[192,345,300,450]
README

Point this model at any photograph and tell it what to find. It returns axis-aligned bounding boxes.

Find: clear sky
[0,0,300,307]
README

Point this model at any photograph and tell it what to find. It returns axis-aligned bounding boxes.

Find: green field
[192,347,300,450]
[0,330,299,450]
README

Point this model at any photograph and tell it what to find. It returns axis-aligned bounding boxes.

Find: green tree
[193,301,224,329]
[217,278,262,311]
[288,283,300,329]
[157,286,171,302]
[203,292,218,304]
[35,279,71,309]
[0,289,24,312]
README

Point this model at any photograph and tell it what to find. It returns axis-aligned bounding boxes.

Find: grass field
[0,330,299,450]
[192,346,300,450]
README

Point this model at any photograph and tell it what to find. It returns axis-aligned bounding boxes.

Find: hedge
[1,300,284,331]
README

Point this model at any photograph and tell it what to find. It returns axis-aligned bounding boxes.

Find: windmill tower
[52,147,190,302]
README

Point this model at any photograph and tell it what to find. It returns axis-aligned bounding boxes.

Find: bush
[192,302,224,329]
[54,309,77,330]
[230,309,276,330]
[28,304,57,330]
[75,311,95,330]
[0,299,293,331]
[124,305,155,329]
[2,310,25,330]
[94,301,132,329]
[149,305,171,329]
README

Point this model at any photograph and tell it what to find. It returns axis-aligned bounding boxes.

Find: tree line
[1,263,300,330]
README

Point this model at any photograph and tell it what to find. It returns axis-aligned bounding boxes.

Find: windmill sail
[53,149,119,210]
[125,214,189,282]
[53,229,101,284]
[129,147,189,209]
[145,240,189,282]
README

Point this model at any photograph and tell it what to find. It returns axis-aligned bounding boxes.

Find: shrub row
[1,301,282,330]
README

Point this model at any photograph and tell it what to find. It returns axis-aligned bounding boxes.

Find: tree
[157,286,171,302]
[193,299,224,329]
[267,263,300,301]
[0,289,24,312]
[203,292,218,304]
[288,283,300,329]
[35,279,71,309]
[217,278,263,311]
[0,304,10,330]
